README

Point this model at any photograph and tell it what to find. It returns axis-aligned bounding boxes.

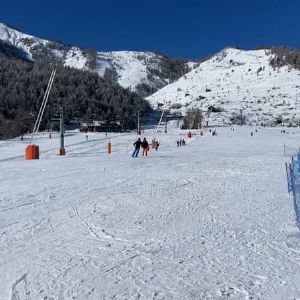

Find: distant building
[80,120,121,133]
[66,121,81,130]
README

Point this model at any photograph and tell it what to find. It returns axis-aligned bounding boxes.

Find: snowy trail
[1,127,300,299]
[0,131,137,162]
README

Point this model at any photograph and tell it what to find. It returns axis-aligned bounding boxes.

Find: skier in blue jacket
[132,138,142,157]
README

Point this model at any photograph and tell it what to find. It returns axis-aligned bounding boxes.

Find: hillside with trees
[269,47,300,70]
[0,23,195,99]
[0,47,151,139]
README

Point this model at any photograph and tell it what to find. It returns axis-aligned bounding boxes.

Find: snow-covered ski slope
[147,48,300,126]
[1,126,300,299]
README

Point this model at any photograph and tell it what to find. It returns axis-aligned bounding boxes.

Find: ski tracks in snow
[2,128,300,298]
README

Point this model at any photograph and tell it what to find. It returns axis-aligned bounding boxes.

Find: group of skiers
[250,129,258,136]
[208,128,217,136]
[132,137,160,157]
[176,139,186,147]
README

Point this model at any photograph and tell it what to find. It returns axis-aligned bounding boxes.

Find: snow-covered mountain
[3,23,300,126]
[0,23,193,94]
[147,48,300,126]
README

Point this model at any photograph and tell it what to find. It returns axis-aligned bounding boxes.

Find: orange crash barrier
[59,148,66,156]
[25,144,39,160]
[107,142,112,154]
[187,131,192,138]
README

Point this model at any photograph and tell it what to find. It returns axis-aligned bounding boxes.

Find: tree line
[0,47,151,139]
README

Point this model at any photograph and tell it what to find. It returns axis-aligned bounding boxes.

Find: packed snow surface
[1,126,300,299]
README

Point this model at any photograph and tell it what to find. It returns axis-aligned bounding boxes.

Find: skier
[155,141,159,151]
[141,138,149,156]
[132,138,142,158]
[182,139,186,146]
[86,134,88,141]
[177,140,180,147]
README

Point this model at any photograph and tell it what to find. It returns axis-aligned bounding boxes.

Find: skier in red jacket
[141,138,149,156]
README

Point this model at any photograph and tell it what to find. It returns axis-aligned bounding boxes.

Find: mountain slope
[0,23,193,95]
[147,48,300,126]
[0,43,151,139]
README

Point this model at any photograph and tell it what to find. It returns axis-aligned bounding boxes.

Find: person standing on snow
[141,138,149,156]
[132,138,142,157]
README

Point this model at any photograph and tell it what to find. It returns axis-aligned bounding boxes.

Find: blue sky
[1,0,299,59]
